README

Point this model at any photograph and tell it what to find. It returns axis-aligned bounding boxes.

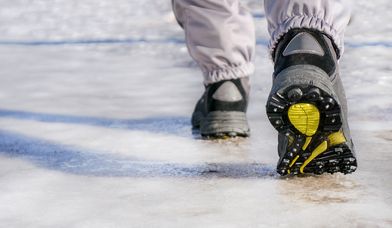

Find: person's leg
[264,0,357,175]
[172,0,255,84]
[172,0,256,137]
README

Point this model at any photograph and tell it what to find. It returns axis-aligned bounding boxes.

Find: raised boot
[266,28,357,176]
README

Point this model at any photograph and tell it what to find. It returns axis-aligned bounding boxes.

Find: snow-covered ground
[0,0,392,227]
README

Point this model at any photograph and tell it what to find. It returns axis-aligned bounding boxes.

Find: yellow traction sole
[287,103,348,174]
[299,131,347,174]
[288,103,320,136]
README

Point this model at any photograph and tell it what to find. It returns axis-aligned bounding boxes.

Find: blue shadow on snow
[0,37,391,48]
[0,109,190,137]
[0,130,276,178]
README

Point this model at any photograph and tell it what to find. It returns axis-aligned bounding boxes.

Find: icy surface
[0,0,392,227]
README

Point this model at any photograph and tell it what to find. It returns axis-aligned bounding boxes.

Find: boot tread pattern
[267,85,357,176]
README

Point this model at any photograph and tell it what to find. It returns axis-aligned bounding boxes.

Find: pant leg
[172,0,255,85]
[264,0,352,58]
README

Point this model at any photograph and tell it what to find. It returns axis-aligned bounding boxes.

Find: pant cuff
[203,62,254,85]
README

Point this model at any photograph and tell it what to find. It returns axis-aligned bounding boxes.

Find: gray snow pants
[172,0,352,85]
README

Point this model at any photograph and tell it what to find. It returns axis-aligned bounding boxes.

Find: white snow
[0,0,392,227]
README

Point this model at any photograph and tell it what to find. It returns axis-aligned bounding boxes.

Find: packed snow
[0,0,392,227]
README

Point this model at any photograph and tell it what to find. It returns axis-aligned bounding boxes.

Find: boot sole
[196,111,250,138]
[266,65,357,176]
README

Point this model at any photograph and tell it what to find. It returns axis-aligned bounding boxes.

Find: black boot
[266,28,357,176]
[192,77,250,138]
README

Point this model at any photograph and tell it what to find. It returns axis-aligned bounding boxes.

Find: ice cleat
[192,78,250,138]
[266,28,357,176]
